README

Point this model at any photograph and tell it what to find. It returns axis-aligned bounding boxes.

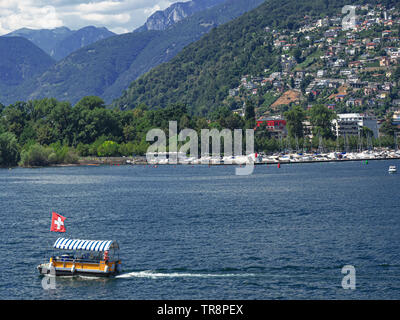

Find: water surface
[1,160,399,299]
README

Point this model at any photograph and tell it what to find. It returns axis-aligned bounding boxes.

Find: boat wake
[115,270,257,279]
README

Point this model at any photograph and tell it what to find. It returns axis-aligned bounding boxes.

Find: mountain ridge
[0,0,264,106]
[4,26,115,61]
[135,0,227,32]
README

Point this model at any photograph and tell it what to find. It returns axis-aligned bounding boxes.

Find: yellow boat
[37,238,122,277]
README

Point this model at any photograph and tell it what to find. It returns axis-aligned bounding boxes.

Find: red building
[256,117,287,137]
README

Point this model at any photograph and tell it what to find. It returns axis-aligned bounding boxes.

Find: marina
[140,149,400,165]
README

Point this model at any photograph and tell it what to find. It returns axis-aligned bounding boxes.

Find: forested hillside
[0,37,55,100]
[115,0,398,115]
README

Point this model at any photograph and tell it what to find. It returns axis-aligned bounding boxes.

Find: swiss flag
[50,212,66,232]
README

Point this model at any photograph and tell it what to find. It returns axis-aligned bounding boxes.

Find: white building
[393,112,400,126]
[317,70,327,78]
[332,113,379,138]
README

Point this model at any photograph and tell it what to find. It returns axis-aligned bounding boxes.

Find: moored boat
[37,238,122,277]
[388,166,397,173]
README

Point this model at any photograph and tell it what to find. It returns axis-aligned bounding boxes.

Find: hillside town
[227,3,400,142]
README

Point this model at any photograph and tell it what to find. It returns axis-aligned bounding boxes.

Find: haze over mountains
[0,0,264,106]
[4,26,115,61]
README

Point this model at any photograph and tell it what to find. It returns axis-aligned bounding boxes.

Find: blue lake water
[1,160,400,300]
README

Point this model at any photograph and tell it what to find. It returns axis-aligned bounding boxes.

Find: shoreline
[3,155,398,169]
[4,151,400,169]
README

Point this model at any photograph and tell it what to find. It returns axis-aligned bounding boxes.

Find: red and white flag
[50,212,66,232]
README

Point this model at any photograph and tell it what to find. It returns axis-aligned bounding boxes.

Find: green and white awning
[53,238,119,251]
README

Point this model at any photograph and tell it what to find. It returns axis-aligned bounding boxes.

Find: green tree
[0,103,28,138]
[0,132,19,167]
[284,105,305,138]
[245,100,255,121]
[244,100,256,129]
[48,101,73,144]
[75,96,106,110]
[19,144,52,167]
[393,66,400,83]
[19,124,37,145]
[361,126,374,138]
[36,123,56,145]
[118,142,135,156]
[133,138,150,156]
[309,104,336,140]
[380,112,397,137]
[292,48,302,63]
[97,141,119,157]
[76,143,90,157]
[290,77,295,88]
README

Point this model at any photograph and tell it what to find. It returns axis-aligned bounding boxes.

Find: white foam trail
[115,270,256,279]
[77,275,104,280]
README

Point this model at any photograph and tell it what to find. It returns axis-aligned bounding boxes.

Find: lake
[1,160,400,299]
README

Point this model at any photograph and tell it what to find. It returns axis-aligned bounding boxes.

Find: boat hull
[37,260,122,278]
[38,265,118,278]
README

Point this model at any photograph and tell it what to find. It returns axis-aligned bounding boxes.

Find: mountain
[18,31,159,104]
[114,0,373,114]
[0,37,54,89]
[51,26,115,61]
[2,0,264,106]
[4,27,72,58]
[102,0,265,102]
[4,26,115,60]
[135,0,227,32]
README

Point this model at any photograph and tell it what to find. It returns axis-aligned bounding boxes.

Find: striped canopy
[53,238,119,252]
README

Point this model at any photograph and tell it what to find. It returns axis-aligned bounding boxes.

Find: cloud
[0,0,189,35]
[0,1,63,34]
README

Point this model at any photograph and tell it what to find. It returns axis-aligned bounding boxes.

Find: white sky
[0,0,190,35]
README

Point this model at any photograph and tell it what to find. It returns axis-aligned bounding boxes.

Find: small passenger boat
[37,238,122,277]
[388,166,397,173]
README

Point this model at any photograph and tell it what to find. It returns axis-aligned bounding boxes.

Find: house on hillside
[346,98,363,107]
[380,56,390,67]
[256,117,287,138]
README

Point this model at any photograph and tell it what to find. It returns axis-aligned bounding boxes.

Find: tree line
[0,96,398,167]
[0,96,252,167]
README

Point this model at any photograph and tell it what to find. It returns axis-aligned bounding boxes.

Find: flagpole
[50,211,57,258]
